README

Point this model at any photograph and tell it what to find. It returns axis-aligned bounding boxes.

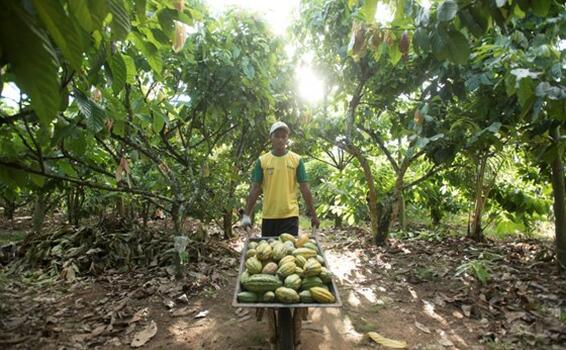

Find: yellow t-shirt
[251,151,307,219]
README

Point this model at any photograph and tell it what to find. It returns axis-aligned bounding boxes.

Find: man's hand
[241,214,252,228]
[311,215,320,229]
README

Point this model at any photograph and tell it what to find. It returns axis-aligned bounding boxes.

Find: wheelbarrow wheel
[277,308,294,350]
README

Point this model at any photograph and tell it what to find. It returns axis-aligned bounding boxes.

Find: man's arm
[300,182,320,228]
[244,182,262,218]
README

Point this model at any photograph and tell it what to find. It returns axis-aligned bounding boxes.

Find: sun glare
[205,0,299,36]
[296,65,324,103]
[374,3,393,25]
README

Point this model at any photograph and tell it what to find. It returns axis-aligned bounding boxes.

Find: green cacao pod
[277,262,297,278]
[295,255,307,268]
[263,291,275,302]
[283,241,296,254]
[301,276,323,290]
[319,267,332,284]
[242,274,282,293]
[240,270,251,284]
[279,233,296,244]
[245,249,257,259]
[256,243,273,261]
[293,248,317,259]
[284,274,302,290]
[299,290,313,303]
[316,255,325,265]
[245,256,263,275]
[272,244,287,261]
[278,255,296,267]
[303,242,318,252]
[248,241,258,250]
[303,258,322,277]
[310,287,335,303]
[275,287,300,304]
[295,266,304,277]
[237,291,258,303]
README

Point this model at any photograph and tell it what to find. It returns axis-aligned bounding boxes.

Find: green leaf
[73,89,106,131]
[517,77,535,108]
[459,8,486,38]
[348,0,358,10]
[446,30,470,64]
[66,132,87,156]
[431,31,449,60]
[412,28,430,53]
[29,174,45,188]
[109,53,127,94]
[153,112,165,133]
[362,0,378,22]
[130,32,162,74]
[547,100,566,121]
[388,43,402,65]
[87,0,109,30]
[242,57,255,79]
[109,0,130,40]
[504,73,516,96]
[87,42,109,82]
[0,3,60,126]
[532,0,550,17]
[68,0,94,32]
[157,8,178,38]
[135,0,147,21]
[438,0,458,22]
[122,55,137,84]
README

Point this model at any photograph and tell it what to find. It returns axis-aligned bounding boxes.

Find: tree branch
[0,160,173,203]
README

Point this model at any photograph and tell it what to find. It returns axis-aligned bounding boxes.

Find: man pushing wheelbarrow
[234,122,341,349]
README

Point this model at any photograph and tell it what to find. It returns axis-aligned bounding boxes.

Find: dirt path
[1,229,564,349]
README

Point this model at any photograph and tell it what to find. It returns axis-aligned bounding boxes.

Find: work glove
[241,214,252,228]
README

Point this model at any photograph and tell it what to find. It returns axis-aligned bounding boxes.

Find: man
[241,121,316,349]
[241,121,319,235]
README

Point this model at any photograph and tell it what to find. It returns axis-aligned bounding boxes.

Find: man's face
[271,128,289,152]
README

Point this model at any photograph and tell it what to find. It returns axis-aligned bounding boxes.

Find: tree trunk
[2,197,16,220]
[66,186,83,226]
[32,192,48,233]
[392,167,408,231]
[469,155,487,240]
[549,127,566,271]
[334,214,342,228]
[223,210,233,239]
[141,201,150,228]
[171,201,182,234]
[346,144,381,244]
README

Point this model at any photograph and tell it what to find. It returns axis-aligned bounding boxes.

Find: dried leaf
[131,320,157,348]
[171,307,195,317]
[367,332,407,349]
[129,308,148,324]
[163,299,175,309]
[89,324,107,338]
[414,321,431,334]
[194,310,209,319]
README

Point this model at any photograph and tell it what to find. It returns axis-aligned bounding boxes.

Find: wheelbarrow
[232,228,342,350]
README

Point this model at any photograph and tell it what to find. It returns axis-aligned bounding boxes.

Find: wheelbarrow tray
[232,235,342,308]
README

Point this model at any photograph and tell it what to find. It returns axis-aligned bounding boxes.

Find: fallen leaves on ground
[368,331,408,348]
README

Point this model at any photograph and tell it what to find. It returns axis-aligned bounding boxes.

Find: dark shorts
[261,217,299,237]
